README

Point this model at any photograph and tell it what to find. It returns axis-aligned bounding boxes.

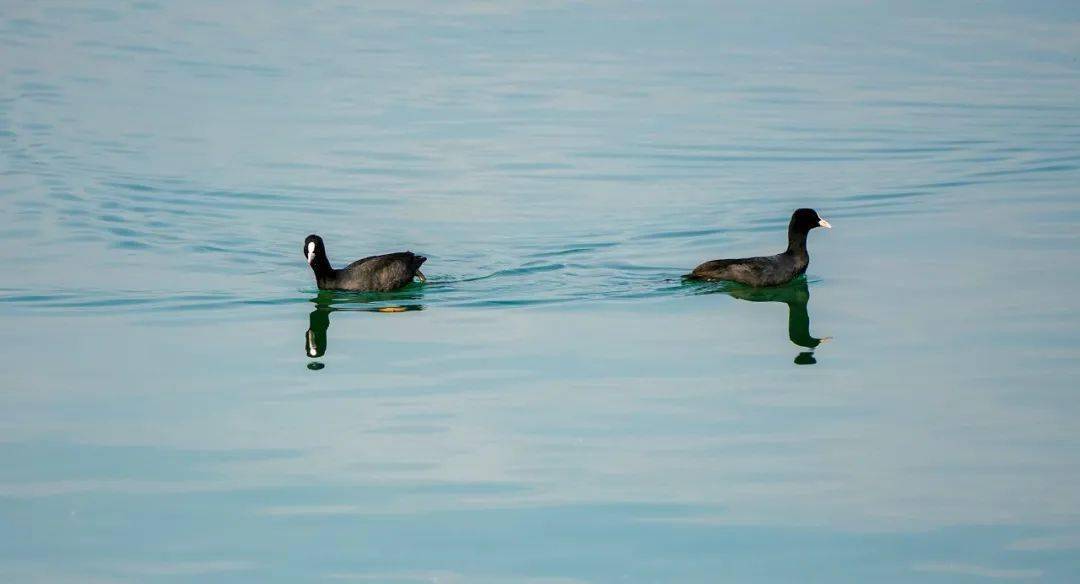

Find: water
[2,1,1080,581]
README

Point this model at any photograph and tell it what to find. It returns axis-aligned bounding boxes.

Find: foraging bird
[686,208,831,287]
[304,234,426,292]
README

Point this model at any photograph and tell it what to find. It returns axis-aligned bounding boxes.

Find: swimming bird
[304,234,426,292]
[686,208,830,287]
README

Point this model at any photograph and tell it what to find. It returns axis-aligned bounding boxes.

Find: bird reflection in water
[724,278,830,365]
[305,290,423,369]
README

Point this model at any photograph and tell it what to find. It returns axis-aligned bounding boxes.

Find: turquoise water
[3,1,1080,581]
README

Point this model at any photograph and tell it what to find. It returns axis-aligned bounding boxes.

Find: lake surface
[2,1,1080,582]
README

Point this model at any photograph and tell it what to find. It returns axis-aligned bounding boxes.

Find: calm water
[3,1,1080,582]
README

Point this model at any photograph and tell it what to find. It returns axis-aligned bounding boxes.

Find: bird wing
[689,256,771,279]
[340,252,426,291]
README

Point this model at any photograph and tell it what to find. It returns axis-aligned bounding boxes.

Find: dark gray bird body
[690,253,808,288]
[305,234,426,292]
[687,208,830,287]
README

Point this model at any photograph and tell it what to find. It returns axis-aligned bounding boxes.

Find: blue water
[3,1,1080,581]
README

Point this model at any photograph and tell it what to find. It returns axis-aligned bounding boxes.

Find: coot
[304,234,426,292]
[686,208,830,287]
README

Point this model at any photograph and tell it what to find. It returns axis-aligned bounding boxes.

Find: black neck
[309,255,335,285]
[786,225,810,256]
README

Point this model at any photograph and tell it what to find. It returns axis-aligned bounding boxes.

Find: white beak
[818,219,832,229]
[306,242,316,263]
